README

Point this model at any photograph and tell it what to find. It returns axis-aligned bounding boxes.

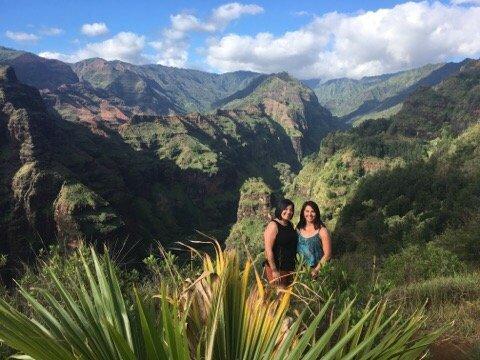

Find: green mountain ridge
[309,61,468,124]
[71,57,262,115]
[0,46,79,90]
[289,58,480,255]
[220,72,339,157]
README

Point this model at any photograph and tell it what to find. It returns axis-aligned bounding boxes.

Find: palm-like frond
[177,243,444,360]
[0,245,443,359]
[0,248,189,360]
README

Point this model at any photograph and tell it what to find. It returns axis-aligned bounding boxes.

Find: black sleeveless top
[271,220,298,271]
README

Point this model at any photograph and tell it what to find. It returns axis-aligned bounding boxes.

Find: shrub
[387,272,480,345]
[434,215,480,263]
[380,243,466,287]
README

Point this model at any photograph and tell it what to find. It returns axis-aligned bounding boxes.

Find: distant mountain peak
[219,72,337,158]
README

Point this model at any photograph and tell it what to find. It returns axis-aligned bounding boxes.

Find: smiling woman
[296,200,332,278]
[263,199,298,288]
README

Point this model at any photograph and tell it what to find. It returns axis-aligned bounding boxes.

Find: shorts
[264,263,294,287]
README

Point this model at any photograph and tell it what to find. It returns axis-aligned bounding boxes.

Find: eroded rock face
[41,82,133,127]
[0,66,125,265]
[221,73,338,158]
[224,178,273,258]
[236,178,272,222]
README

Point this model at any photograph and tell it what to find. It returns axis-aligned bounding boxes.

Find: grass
[387,271,480,347]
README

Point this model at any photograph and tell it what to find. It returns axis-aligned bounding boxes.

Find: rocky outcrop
[235,178,272,222]
[53,183,123,247]
[0,66,126,266]
[221,73,338,158]
[224,178,273,259]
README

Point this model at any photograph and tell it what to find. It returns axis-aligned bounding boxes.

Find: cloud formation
[450,0,480,4]
[81,22,109,37]
[40,32,147,64]
[206,1,480,79]
[5,31,39,42]
[39,27,64,36]
[38,51,79,62]
[151,2,263,67]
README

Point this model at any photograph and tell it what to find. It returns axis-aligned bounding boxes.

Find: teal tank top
[297,230,323,267]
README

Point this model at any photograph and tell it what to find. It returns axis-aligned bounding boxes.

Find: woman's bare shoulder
[319,226,330,235]
[265,220,278,231]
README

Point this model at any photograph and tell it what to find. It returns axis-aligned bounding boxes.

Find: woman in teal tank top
[296,201,332,278]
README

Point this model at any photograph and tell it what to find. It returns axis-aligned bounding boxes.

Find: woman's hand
[310,268,319,278]
[271,269,281,283]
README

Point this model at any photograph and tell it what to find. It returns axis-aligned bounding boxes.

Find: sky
[1,0,480,79]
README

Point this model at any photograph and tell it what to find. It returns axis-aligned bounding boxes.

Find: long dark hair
[297,200,325,230]
[274,198,294,219]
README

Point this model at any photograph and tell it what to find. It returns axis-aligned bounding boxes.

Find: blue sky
[1,0,480,79]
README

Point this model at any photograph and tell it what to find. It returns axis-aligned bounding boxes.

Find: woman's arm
[312,227,332,276]
[264,222,280,280]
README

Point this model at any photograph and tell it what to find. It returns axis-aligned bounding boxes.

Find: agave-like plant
[0,245,442,359]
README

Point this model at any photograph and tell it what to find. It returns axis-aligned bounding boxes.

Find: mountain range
[0,45,337,268]
[0,44,478,271]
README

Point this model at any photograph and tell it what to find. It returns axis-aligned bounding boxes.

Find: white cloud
[149,40,188,67]
[206,1,480,79]
[211,3,263,29]
[78,32,145,62]
[293,11,310,17]
[40,32,147,64]
[5,30,39,42]
[81,22,109,37]
[40,27,64,36]
[152,2,263,67]
[450,0,480,4]
[38,51,79,63]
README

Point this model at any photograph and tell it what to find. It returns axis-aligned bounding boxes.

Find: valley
[1,44,479,357]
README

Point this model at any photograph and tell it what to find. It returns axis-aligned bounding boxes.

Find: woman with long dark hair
[264,199,297,287]
[297,201,332,278]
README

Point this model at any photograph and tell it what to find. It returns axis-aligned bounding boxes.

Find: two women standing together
[264,199,332,287]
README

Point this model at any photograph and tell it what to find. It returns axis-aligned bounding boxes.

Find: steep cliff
[220,72,338,157]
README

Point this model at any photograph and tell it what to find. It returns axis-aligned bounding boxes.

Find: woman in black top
[264,199,297,287]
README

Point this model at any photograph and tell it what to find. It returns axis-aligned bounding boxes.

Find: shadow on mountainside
[342,61,467,123]
[0,67,304,283]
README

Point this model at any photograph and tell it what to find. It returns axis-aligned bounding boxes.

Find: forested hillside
[309,61,466,124]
